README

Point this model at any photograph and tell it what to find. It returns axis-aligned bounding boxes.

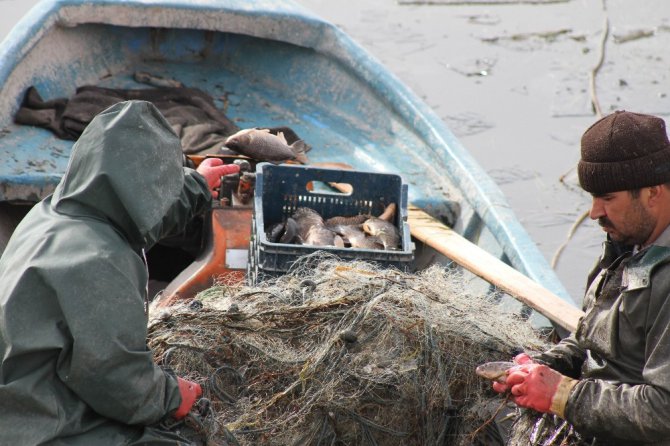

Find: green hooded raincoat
[0,100,211,445]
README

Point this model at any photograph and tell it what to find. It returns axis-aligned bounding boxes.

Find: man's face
[590,189,656,246]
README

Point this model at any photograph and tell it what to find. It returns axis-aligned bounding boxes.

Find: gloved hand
[196,158,240,198]
[174,377,203,420]
[506,363,577,418]
[512,352,534,365]
[492,352,534,393]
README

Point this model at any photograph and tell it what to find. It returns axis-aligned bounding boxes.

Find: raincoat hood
[0,100,213,444]
[52,100,184,247]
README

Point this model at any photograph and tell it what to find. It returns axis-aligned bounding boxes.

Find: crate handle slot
[306,181,353,196]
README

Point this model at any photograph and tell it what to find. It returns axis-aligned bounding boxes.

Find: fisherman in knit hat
[489,111,670,445]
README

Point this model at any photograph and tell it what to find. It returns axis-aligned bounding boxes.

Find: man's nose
[589,198,605,220]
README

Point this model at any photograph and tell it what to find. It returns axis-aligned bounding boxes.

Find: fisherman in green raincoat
[0,100,238,445]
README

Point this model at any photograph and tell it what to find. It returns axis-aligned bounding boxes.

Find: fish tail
[279,217,299,244]
[291,140,310,164]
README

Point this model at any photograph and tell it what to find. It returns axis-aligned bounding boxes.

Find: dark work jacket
[537,229,670,445]
[0,101,211,445]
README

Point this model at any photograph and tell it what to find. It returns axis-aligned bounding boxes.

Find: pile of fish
[265,203,400,250]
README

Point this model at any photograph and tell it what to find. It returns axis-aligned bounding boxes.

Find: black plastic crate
[248,163,414,284]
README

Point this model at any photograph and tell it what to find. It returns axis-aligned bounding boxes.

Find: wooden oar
[408,206,584,332]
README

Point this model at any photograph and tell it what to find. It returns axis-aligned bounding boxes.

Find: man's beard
[598,211,655,247]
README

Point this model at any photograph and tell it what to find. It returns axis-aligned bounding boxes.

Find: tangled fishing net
[148,254,554,445]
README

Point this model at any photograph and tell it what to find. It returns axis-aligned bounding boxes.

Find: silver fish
[304,225,344,247]
[325,204,395,227]
[266,218,300,243]
[329,224,383,250]
[362,217,400,250]
[475,361,515,383]
[224,128,309,164]
[325,214,371,226]
[280,218,299,244]
[266,222,285,243]
[293,207,324,236]
[292,207,342,247]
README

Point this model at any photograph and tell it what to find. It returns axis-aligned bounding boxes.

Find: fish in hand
[475,361,515,384]
[264,126,312,152]
[224,128,309,164]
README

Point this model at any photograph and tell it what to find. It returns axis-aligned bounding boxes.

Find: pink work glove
[492,352,534,393]
[174,377,203,420]
[505,363,577,418]
[196,158,240,197]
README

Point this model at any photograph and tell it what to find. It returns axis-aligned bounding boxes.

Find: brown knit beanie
[578,110,670,194]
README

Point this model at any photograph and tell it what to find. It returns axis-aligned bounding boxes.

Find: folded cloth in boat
[14,85,241,154]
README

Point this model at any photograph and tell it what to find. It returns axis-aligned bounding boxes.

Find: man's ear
[647,185,665,206]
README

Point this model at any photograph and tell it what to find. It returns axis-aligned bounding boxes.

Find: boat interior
[0,7,561,329]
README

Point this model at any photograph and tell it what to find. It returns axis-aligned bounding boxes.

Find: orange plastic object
[155,205,252,308]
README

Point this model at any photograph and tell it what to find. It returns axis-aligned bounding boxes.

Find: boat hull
[0,0,575,328]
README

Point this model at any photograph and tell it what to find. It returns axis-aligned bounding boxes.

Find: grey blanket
[15,85,240,154]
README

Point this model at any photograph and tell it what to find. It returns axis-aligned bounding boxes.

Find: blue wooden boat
[0,0,577,329]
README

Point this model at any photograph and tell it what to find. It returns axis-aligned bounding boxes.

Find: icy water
[4,0,670,304]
